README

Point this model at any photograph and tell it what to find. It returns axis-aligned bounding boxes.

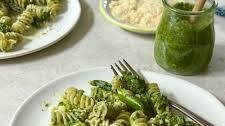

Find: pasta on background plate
[0,0,62,52]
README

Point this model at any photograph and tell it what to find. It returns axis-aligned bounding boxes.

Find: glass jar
[154,0,217,75]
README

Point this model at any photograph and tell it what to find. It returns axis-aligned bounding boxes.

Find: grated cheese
[109,0,163,29]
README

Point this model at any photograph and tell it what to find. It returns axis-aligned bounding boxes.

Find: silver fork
[110,59,213,126]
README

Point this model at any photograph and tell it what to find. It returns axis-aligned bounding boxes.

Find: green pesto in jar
[154,2,215,75]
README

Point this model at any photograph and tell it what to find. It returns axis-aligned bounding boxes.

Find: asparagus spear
[117,88,144,110]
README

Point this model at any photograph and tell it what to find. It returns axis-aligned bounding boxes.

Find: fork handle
[170,101,214,126]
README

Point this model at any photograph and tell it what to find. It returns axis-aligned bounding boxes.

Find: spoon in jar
[190,0,207,22]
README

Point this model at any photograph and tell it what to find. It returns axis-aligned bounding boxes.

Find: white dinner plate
[10,67,225,126]
[0,0,81,59]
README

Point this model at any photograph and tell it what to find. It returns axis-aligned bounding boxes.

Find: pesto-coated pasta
[0,16,12,33]
[0,0,61,52]
[50,106,88,126]
[130,111,148,126]
[86,102,108,126]
[49,72,198,126]
[4,32,21,40]
[110,111,131,126]
[11,4,51,34]
[86,116,102,126]
[62,87,95,109]
[147,83,170,114]
[108,101,128,118]
[0,16,12,25]
[111,76,122,89]
[89,101,108,120]
[91,86,118,102]
[33,0,47,5]
[46,0,61,17]
[86,118,110,126]
[148,112,198,126]
[27,4,50,21]
[0,2,9,17]
[101,119,110,126]
[0,23,11,33]
[72,122,87,126]
[91,84,128,118]
[5,0,31,11]
[0,32,21,52]
[11,8,34,33]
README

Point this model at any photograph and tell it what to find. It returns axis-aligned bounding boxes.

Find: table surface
[0,0,225,125]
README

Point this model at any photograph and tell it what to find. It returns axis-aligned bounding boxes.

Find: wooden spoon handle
[192,0,207,12]
[190,0,207,22]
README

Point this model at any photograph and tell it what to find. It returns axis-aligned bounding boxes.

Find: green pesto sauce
[41,101,51,111]
[44,102,50,107]
[154,2,215,75]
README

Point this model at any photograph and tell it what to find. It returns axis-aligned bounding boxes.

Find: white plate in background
[10,67,225,126]
[0,0,81,59]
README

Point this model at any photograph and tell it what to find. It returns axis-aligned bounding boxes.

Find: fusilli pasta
[91,86,128,118]
[61,87,95,110]
[0,23,10,33]
[86,101,109,126]
[11,4,53,34]
[0,32,21,51]
[111,76,122,89]
[101,119,110,126]
[46,0,61,17]
[49,73,198,126]
[87,101,127,123]
[0,16,12,33]
[148,112,199,126]
[50,106,88,126]
[147,83,170,114]
[11,7,34,33]
[108,101,128,118]
[130,111,148,126]
[91,86,118,102]
[0,0,61,51]
[72,122,86,126]
[33,0,47,5]
[5,0,31,11]
[0,2,9,17]
[0,16,12,25]
[27,4,50,21]
[110,111,131,126]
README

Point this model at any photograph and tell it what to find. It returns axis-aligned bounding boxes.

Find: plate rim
[0,0,81,60]
[9,67,225,126]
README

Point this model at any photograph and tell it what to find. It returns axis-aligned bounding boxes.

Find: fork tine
[122,59,138,75]
[111,65,118,75]
[115,63,123,73]
[119,60,128,71]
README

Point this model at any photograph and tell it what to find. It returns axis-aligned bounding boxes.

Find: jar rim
[162,0,218,15]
